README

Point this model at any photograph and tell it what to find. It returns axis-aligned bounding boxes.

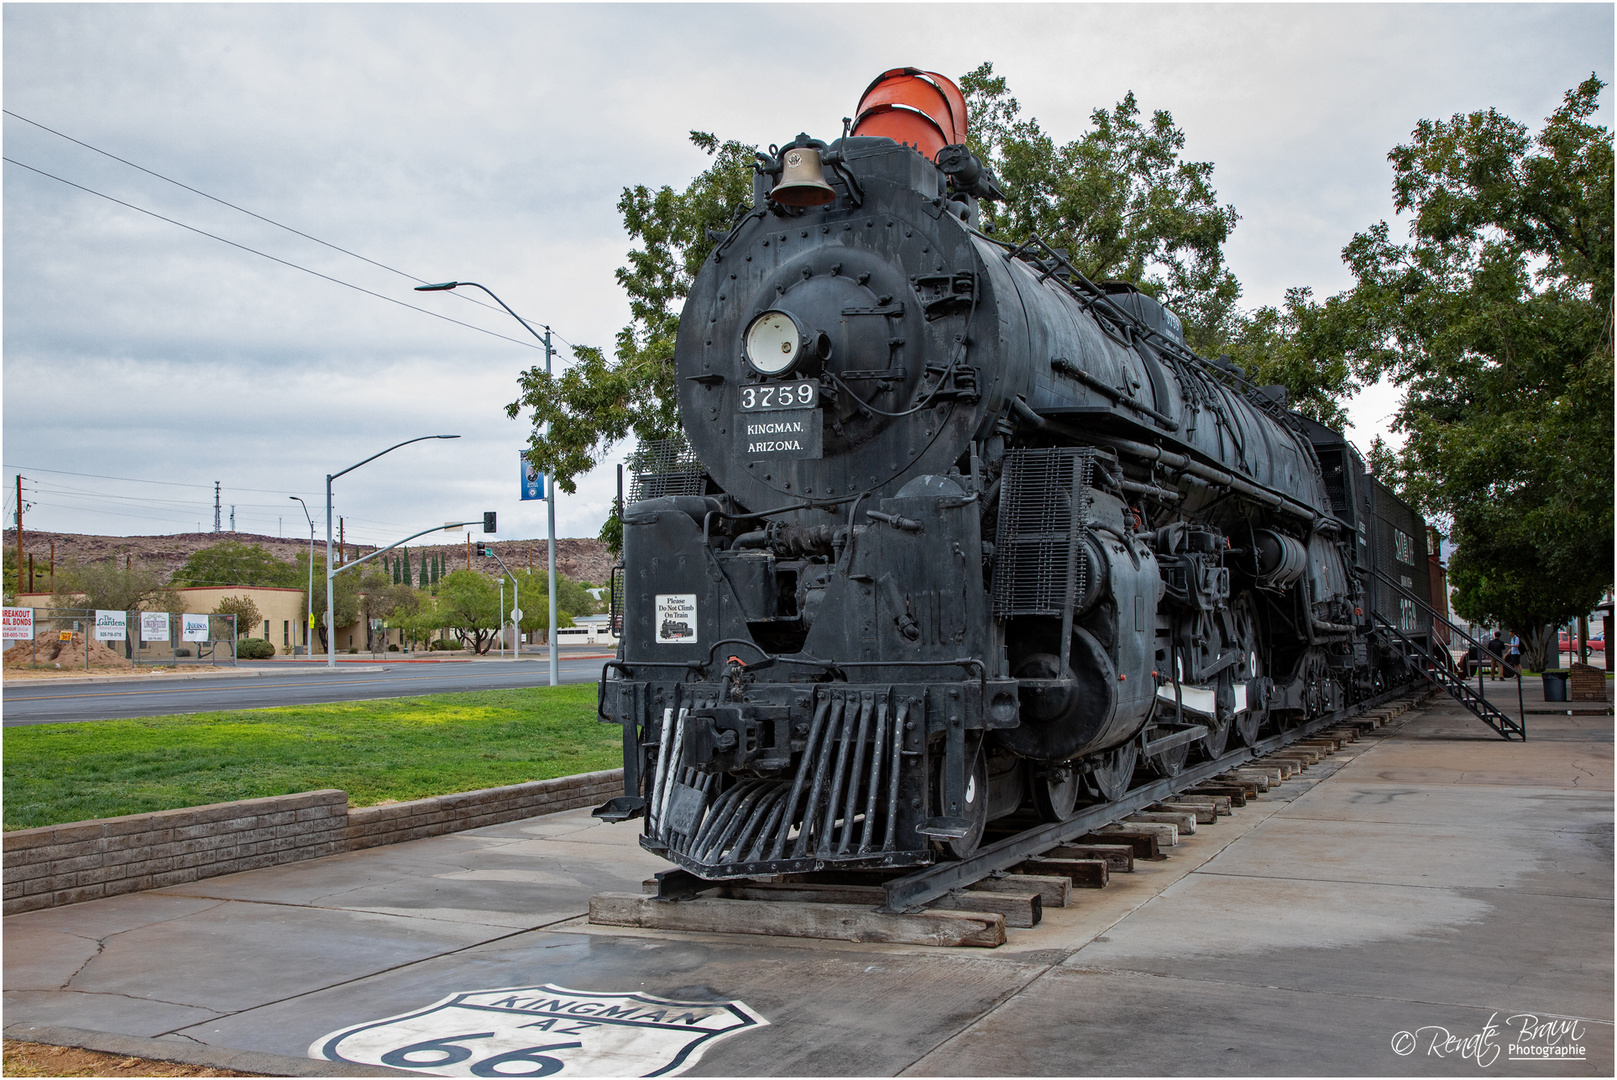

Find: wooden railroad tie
[588,692,1422,947]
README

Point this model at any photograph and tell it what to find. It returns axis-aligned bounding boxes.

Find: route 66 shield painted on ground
[312,984,768,1077]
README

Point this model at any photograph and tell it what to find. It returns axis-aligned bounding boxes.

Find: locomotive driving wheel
[1032,763,1082,822]
[1302,649,1330,719]
[1083,741,1138,802]
[1231,596,1266,746]
[1145,735,1190,778]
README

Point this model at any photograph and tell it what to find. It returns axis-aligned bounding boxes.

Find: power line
[4,156,549,353]
[6,464,317,497]
[3,109,579,352]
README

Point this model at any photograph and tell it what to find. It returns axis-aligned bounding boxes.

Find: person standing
[1487,631,1507,679]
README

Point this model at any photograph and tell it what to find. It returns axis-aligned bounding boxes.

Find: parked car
[1557,631,1604,652]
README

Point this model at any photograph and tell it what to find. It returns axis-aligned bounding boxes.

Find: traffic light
[483,511,497,534]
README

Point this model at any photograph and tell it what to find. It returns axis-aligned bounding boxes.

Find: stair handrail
[1367,567,1527,736]
[1372,611,1525,740]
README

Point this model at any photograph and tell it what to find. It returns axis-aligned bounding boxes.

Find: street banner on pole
[181,614,210,642]
[95,610,128,641]
[2,607,33,640]
[141,612,170,642]
[520,452,545,501]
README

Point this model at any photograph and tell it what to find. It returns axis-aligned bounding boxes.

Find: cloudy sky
[4,3,1611,549]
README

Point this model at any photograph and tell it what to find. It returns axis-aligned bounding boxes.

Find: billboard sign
[181,614,211,642]
[141,612,170,642]
[94,610,128,641]
[2,607,33,640]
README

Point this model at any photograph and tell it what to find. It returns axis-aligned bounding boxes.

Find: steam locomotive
[597,69,1428,879]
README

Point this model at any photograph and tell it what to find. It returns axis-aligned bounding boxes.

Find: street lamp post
[326,435,460,668]
[476,543,519,662]
[415,280,559,687]
[289,496,315,657]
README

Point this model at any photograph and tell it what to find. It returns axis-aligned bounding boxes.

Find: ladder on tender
[1369,568,1526,741]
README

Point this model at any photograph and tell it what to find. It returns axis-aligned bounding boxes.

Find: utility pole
[230,505,236,532]
[339,519,345,564]
[545,326,559,688]
[214,482,222,533]
[411,280,561,686]
[14,474,23,601]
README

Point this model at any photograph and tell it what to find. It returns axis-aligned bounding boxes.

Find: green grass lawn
[3,685,622,831]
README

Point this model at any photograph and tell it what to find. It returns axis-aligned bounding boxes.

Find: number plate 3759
[739,382,817,410]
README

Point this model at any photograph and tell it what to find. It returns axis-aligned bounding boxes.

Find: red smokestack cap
[851,68,968,160]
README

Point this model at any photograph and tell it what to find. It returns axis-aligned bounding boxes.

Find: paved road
[1,657,613,725]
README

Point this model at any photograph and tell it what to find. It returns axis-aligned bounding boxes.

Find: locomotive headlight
[744,310,808,376]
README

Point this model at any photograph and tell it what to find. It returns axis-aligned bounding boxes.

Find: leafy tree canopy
[211,595,263,637]
[173,541,300,588]
[1336,76,1613,642]
[436,568,504,654]
[961,63,1243,354]
[54,558,178,612]
[507,132,756,501]
[511,569,595,633]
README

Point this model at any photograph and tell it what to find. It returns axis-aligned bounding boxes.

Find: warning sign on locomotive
[655,594,698,644]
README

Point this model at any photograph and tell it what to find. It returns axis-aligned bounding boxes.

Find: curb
[3,1022,417,1077]
[2,666,392,688]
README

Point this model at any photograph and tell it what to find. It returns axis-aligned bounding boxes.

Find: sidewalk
[4,683,1610,1075]
[1,650,618,688]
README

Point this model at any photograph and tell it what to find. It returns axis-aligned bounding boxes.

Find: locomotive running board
[878,685,1419,912]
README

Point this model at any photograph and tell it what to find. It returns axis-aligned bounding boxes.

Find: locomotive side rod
[879,686,1415,912]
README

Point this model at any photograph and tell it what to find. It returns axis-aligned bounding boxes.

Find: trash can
[1542,670,1570,702]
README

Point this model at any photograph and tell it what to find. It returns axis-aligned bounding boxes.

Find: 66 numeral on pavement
[379,1032,583,1077]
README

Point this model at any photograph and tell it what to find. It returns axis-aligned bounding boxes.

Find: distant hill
[3,530,616,588]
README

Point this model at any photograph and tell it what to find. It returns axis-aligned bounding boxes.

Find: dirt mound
[3,631,132,669]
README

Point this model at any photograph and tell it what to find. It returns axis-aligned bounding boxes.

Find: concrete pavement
[4,684,1610,1075]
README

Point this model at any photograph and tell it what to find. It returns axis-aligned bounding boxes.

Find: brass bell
[769,144,836,207]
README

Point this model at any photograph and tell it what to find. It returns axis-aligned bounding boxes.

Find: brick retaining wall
[1568,662,1609,701]
[3,769,624,916]
[345,770,625,851]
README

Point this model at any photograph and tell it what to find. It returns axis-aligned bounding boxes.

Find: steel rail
[879,684,1420,912]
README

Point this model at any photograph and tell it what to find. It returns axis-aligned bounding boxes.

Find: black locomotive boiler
[597,69,1428,880]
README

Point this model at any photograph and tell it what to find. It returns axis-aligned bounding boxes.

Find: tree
[513,569,598,635]
[297,550,361,650]
[506,131,756,514]
[1221,287,1366,429]
[1332,76,1612,663]
[419,552,430,590]
[960,63,1243,353]
[211,595,262,638]
[53,558,178,612]
[391,593,444,650]
[173,541,300,588]
[436,569,503,654]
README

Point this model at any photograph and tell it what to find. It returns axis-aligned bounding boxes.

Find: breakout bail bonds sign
[2,607,33,640]
[313,984,767,1077]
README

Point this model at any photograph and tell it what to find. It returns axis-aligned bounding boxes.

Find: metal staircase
[1369,568,1526,741]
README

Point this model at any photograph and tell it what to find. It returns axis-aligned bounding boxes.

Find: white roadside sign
[141,612,170,642]
[181,614,210,642]
[95,609,128,641]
